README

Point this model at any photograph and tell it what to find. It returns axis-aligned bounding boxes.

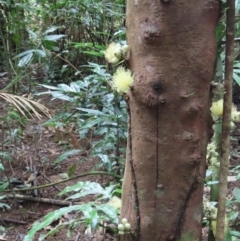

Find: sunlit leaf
[44,35,66,42]
[233,72,240,85]
[18,53,33,67]
[23,205,90,241]
[44,26,59,34]
[233,187,240,201]
[54,149,81,165]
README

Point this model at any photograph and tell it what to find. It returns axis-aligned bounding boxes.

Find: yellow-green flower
[210,99,224,117]
[105,42,122,64]
[231,105,240,122]
[112,67,134,93]
[211,100,240,123]
[108,196,122,210]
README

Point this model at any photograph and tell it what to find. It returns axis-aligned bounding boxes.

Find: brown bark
[120,1,220,241]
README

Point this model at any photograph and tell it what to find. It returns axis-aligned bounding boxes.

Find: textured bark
[120,1,220,241]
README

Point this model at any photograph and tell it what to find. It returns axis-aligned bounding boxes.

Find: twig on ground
[3,171,121,193]
[4,194,100,206]
[0,217,27,225]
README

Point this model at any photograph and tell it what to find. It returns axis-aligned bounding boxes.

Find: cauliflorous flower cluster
[210,99,224,117]
[203,198,228,237]
[108,196,122,211]
[231,105,240,122]
[210,99,240,124]
[104,42,129,64]
[206,142,219,167]
[118,218,131,235]
[111,67,134,93]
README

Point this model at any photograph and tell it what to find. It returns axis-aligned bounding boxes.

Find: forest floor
[1,90,240,241]
[0,92,116,241]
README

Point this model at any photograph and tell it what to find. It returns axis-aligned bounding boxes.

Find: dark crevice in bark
[175,175,198,240]
[156,105,159,191]
[127,99,140,240]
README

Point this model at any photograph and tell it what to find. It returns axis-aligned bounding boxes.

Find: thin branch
[0,217,27,225]
[216,0,235,240]
[4,194,91,206]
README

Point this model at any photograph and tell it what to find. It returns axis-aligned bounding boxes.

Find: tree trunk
[120,1,220,241]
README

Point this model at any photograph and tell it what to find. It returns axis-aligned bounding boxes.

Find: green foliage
[24,182,119,241]
[41,62,127,173]
[223,187,240,241]
[14,26,66,68]
[2,0,125,87]
[58,181,118,200]
[215,0,240,85]
[53,149,82,165]
[0,157,10,211]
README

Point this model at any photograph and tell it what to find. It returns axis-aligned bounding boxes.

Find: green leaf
[27,29,38,39]
[96,204,118,224]
[14,49,34,58]
[40,84,60,90]
[54,150,81,165]
[229,211,239,221]
[82,51,103,57]
[35,49,46,57]
[44,35,66,42]
[58,181,91,196]
[236,173,240,180]
[97,154,109,164]
[234,62,240,68]
[44,26,59,35]
[0,1,8,5]
[233,72,240,86]
[23,205,89,241]
[87,209,99,229]
[66,182,105,200]
[230,230,240,237]
[233,69,240,73]
[0,182,9,192]
[18,53,33,67]
[233,187,240,201]
[51,92,73,101]
[77,108,105,116]
[0,152,13,162]
[61,181,116,201]
[0,202,10,210]
[73,42,94,48]
[68,163,76,178]
[69,82,81,92]
[58,83,77,92]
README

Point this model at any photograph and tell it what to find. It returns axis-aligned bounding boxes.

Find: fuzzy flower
[121,45,129,55]
[231,105,240,123]
[108,196,122,210]
[211,100,240,122]
[105,42,122,64]
[112,67,134,93]
[210,99,224,117]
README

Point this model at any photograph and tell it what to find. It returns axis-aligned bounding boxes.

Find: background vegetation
[1,0,240,240]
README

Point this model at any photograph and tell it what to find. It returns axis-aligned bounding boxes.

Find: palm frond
[0,92,52,120]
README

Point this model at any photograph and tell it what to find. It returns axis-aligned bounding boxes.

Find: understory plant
[23,181,121,241]
[39,61,128,174]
